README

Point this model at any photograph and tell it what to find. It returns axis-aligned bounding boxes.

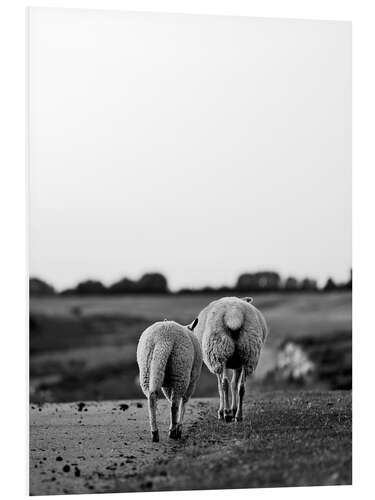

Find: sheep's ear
[188,318,199,331]
[242,296,253,304]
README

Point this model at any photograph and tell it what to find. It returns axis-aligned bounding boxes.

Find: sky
[28,8,351,291]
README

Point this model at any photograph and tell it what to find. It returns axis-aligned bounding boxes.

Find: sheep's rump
[136,321,196,397]
[195,297,268,375]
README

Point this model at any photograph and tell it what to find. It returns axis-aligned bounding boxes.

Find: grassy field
[30,292,352,338]
[29,292,352,403]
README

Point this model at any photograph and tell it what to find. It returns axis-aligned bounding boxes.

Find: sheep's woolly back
[136,320,202,399]
[195,297,268,375]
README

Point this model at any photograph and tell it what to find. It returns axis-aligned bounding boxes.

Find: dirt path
[29,391,351,495]
[29,398,207,495]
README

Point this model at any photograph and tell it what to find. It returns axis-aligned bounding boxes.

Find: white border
[1,1,374,499]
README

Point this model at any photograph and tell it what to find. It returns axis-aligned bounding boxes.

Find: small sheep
[195,296,268,422]
[136,318,202,442]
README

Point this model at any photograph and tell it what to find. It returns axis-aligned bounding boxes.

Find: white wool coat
[137,320,202,400]
[194,297,268,376]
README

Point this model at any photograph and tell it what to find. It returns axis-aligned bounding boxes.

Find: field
[29,292,352,495]
[29,292,352,402]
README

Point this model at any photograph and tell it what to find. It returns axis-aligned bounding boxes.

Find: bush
[324,277,337,292]
[29,278,55,296]
[300,278,318,291]
[284,277,299,291]
[75,280,107,295]
[236,271,281,291]
[108,277,137,294]
[136,273,169,294]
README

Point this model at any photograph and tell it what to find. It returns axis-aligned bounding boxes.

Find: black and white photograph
[28,7,351,496]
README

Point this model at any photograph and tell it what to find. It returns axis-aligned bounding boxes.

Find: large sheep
[195,296,268,422]
[136,318,202,442]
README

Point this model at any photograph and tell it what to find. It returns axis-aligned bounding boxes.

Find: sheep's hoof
[151,430,159,442]
[224,410,233,423]
[168,427,181,440]
[217,410,224,421]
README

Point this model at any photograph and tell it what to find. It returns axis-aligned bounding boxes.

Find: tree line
[29,269,352,296]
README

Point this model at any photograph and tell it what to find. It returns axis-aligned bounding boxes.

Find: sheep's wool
[137,321,202,398]
[195,297,268,375]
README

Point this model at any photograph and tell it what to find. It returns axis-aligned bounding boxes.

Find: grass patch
[119,392,351,492]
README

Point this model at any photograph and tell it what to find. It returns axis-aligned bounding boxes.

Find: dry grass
[120,391,352,492]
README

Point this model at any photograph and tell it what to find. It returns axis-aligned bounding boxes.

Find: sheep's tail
[223,305,244,332]
[149,341,174,394]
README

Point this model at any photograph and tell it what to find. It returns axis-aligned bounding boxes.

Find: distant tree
[176,288,194,295]
[215,286,232,294]
[108,277,137,294]
[345,269,352,290]
[284,277,299,291]
[236,271,281,291]
[300,278,318,291]
[136,273,169,294]
[29,314,38,331]
[236,273,258,291]
[323,277,337,292]
[75,280,107,295]
[257,272,281,290]
[29,277,55,296]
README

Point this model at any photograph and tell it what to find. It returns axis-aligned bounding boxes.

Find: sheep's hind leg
[168,392,181,440]
[231,368,241,419]
[175,397,187,439]
[162,387,172,403]
[216,374,224,420]
[235,368,246,423]
[222,366,232,422]
[148,391,159,442]
[176,376,197,438]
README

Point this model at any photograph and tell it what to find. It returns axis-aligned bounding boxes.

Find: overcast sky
[28,8,351,291]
